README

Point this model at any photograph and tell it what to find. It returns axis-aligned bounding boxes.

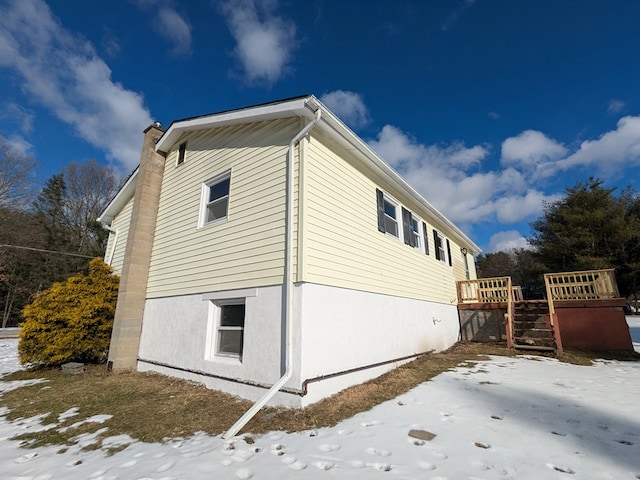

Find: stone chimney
[108,123,166,371]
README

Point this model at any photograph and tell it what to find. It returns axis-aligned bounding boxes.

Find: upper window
[433,230,452,266]
[216,302,245,358]
[401,207,423,251]
[177,142,186,165]
[411,217,422,250]
[462,248,471,279]
[376,189,399,238]
[201,173,231,226]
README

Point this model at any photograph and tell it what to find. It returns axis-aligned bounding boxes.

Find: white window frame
[176,141,186,166]
[203,288,256,364]
[205,298,246,361]
[199,171,231,227]
[410,214,423,252]
[434,230,449,265]
[382,194,400,239]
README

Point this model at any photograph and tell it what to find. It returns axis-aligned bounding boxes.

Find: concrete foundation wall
[136,282,459,408]
[298,283,460,406]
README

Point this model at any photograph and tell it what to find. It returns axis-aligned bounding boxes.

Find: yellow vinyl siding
[301,131,461,304]
[146,118,299,298]
[107,196,134,275]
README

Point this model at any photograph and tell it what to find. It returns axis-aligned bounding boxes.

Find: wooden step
[513,344,556,352]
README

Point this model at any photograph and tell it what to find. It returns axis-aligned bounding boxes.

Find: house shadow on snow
[446,363,640,473]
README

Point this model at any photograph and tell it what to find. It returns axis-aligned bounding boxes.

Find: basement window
[216,301,245,358]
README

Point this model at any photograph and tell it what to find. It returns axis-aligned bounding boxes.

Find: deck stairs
[511,300,557,353]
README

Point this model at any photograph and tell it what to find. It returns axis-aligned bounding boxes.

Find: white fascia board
[97,167,139,224]
[155,97,314,153]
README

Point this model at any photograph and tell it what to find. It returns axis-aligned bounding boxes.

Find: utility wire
[0,244,95,259]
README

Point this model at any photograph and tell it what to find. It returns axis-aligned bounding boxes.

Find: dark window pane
[383,200,396,219]
[384,216,398,236]
[207,197,228,222]
[221,304,245,327]
[209,178,230,202]
[218,330,243,355]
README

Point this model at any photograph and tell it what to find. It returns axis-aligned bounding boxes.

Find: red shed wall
[555,300,633,351]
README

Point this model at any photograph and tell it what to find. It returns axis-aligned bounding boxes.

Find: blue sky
[1,0,639,253]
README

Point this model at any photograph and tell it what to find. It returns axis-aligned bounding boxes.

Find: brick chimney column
[108,124,166,371]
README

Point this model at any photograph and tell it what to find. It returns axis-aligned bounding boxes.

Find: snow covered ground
[1,318,639,480]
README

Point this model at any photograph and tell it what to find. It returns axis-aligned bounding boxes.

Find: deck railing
[457,277,515,304]
[544,269,620,302]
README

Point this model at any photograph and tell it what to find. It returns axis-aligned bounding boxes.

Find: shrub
[19,258,120,366]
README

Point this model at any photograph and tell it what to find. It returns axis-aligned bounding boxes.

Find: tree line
[477,178,640,308]
[0,138,122,327]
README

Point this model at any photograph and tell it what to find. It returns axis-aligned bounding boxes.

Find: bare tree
[0,136,37,208]
[63,160,122,254]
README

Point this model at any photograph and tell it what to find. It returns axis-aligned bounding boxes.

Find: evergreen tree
[529,178,640,297]
[19,258,119,366]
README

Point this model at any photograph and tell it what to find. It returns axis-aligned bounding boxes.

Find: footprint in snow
[313,461,334,470]
[366,447,391,457]
[361,420,382,427]
[281,455,297,465]
[431,451,448,459]
[156,460,176,472]
[417,461,436,470]
[231,449,254,463]
[271,443,286,455]
[368,462,391,471]
[14,452,38,463]
[235,467,253,479]
[289,460,308,470]
[547,463,575,474]
[119,459,137,468]
[337,429,352,435]
[616,439,634,445]
[319,443,341,452]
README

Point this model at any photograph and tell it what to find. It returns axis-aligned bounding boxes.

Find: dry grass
[1,342,637,450]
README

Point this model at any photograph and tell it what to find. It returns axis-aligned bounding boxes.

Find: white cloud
[1,102,34,133]
[154,6,192,56]
[487,230,531,253]
[220,0,297,84]
[368,125,554,226]
[442,0,477,31]
[488,111,500,120]
[320,90,370,129]
[557,115,640,177]
[0,0,153,172]
[607,99,625,115]
[501,130,567,173]
[2,133,34,157]
[133,0,192,56]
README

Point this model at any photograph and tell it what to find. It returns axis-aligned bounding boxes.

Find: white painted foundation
[136,282,460,407]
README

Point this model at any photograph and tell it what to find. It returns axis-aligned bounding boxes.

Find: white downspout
[223,108,322,439]
[100,223,118,266]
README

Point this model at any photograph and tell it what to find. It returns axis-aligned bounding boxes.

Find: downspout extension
[100,222,118,266]
[223,107,322,439]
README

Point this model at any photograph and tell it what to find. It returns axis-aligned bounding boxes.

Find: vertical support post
[506,276,514,348]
